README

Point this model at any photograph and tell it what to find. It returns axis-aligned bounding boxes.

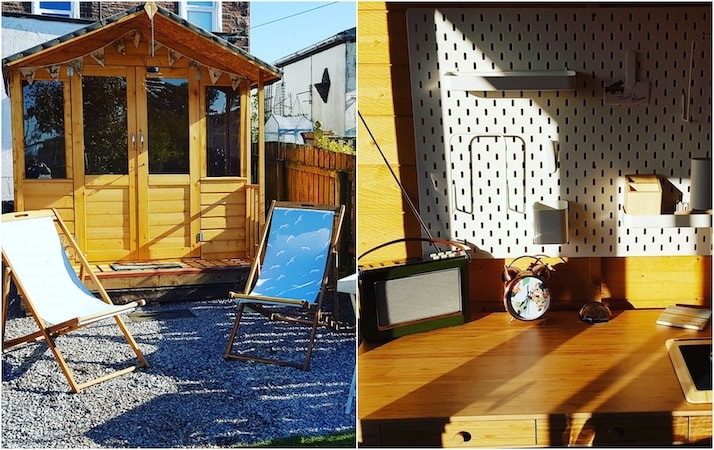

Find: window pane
[187,11,213,30]
[38,1,73,17]
[22,80,66,179]
[206,86,241,177]
[188,1,213,6]
[39,1,71,10]
[82,76,128,175]
[147,78,189,174]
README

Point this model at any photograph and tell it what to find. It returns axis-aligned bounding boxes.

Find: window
[206,86,241,177]
[179,1,222,32]
[22,80,67,179]
[31,1,79,18]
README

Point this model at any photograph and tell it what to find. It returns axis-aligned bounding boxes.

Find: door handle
[131,133,136,150]
[139,131,145,152]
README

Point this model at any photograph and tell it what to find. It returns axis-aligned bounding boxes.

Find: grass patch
[240,430,356,447]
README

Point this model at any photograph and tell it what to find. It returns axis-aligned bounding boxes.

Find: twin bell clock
[502,255,555,321]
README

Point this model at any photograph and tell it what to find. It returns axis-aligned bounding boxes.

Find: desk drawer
[690,416,712,443]
[380,419,536,447]
[539,414,690,446]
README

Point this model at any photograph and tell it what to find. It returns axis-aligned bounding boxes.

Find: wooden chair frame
[2,209,148,393]
[224,201,345,370]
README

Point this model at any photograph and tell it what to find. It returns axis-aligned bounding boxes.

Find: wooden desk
[359,310,712,447]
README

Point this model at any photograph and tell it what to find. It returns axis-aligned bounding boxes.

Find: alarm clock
[502,255,554,321]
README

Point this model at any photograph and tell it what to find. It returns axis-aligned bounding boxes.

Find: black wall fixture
[314,68,330,103]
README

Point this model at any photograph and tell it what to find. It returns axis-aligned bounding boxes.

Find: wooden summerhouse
[3,4,280,294]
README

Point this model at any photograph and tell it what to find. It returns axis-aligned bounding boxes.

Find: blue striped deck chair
[225,201,345,370]
[1,209,148,393]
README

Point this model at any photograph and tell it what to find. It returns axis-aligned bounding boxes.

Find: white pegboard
[407,6,712,257]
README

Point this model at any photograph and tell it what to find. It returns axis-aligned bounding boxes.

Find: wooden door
[136,67,199,260]
[78,67,199,262]
[79,67,137,262]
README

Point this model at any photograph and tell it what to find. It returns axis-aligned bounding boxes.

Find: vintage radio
[359,254,470,342]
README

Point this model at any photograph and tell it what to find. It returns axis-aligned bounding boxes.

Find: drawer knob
[453,431,472,444]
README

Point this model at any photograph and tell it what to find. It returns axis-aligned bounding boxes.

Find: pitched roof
[274,27,356,67]
[2,3,281,87]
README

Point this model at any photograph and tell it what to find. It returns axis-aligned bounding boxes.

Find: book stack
[656,305,712,331]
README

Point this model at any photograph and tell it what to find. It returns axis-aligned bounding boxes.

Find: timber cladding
[356,2,712,309]
[199,178,249,259]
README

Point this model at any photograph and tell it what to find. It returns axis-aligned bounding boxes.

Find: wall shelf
[623,211,712,228]
[442,70,577,91]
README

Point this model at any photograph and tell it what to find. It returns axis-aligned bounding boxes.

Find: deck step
[80,258,253,303]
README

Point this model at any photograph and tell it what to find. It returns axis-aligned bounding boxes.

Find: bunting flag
[46,65,61,81]
[90,48,105,66]
[19,68,36,85]
[131,30,141,48]
[113,38,126,56]
[168,49,182,66]
[208,68,223,84]
[68,58,83,76]
[230,74,244,91]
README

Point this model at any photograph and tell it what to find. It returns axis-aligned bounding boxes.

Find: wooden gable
[2,3,280,87]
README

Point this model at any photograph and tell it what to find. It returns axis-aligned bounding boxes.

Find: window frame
[31,1,80,18]
[178,1,223,32]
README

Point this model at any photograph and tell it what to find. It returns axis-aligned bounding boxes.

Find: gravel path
[2,294,356,447]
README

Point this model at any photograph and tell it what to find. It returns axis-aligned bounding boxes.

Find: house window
[206,86,241,177]
[22,80,67,179]
[31,1,80,18]
[179,1,222,32]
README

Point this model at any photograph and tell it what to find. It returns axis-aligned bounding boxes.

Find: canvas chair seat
[225,201,345,370]
[2,209,148,393]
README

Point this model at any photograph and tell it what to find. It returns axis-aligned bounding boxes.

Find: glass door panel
[82,76,128,175]
[146,77,189,174]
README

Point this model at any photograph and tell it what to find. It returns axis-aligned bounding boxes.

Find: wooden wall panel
[358,2,423,265]
[602,256,712,308]
[199,179,247,258]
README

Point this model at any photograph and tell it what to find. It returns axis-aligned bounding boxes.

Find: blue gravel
[2,295,356,447]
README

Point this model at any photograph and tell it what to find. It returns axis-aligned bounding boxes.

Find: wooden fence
[255,142,356,273]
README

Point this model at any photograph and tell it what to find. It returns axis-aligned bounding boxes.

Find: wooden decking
[79,258,254,304]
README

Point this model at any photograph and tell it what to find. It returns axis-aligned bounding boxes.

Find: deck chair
[225,201,345,370]
[1,209,148,393]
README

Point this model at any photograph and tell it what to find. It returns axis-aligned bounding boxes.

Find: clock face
[505,275,551,320]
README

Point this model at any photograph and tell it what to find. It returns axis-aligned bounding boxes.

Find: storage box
[625,174,662,215]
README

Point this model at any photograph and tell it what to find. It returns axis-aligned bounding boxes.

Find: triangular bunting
[230,74,244,91]
[168,49,182,66]
[113,38,126,56]
[46,65,61,81]
[19,68,36,85]
[68,59,83,76]
[132,30,141,47]
[208,68,223,84]
[90,48,105,66]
